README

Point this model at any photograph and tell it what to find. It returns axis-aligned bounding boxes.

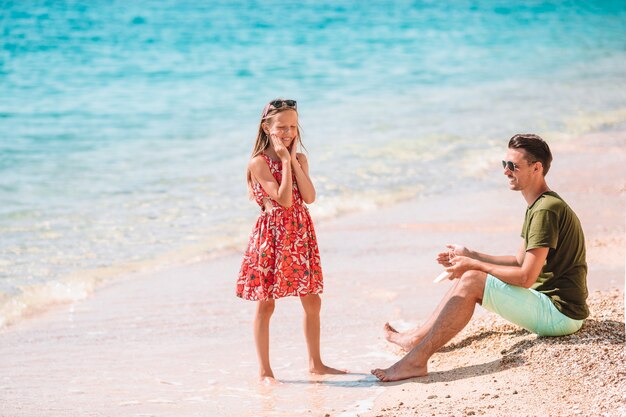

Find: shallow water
[1,0,625,325]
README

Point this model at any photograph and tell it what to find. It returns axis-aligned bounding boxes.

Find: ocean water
[1,0,626,326]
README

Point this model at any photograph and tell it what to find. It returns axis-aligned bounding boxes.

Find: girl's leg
[254,299,276,381]
[300,294,347,375]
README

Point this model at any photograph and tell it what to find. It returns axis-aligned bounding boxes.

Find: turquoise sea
[1,0,625,326]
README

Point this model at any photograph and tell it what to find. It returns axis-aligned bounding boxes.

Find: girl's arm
[249,137,293,208]
[291,148,316,204]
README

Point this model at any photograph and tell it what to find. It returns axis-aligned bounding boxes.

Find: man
[371,134,588,382]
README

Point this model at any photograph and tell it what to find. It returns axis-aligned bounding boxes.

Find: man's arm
[439,241,526,267]
[446,244,549,288]
[466,240,526,267]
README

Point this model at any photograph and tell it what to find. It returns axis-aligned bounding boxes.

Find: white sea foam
[0,277,97,327]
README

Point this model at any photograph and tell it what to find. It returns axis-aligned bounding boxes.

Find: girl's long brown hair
[246,105,303,197]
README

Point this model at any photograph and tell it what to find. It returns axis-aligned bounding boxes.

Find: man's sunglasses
[502,160,537,171]
[502,160,519,171]
[263,99,297,118]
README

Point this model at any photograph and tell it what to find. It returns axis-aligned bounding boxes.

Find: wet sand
[0,130,624,416]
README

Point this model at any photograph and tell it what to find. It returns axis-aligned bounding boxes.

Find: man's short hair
[508,134,553,176]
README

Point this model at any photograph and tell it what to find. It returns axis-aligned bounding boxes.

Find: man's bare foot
[384,322,399,334]
[383,323,415,351]
[370,357,428,382]
[309,364,348,375]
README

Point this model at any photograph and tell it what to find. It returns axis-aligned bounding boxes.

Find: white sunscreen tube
[433,271,451,283]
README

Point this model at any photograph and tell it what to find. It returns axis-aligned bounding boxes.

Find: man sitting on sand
[372,134,588,382]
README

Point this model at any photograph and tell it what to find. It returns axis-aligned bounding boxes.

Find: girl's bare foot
[259,369,278,384]
[309,364,348,375]
[383,323,415,351]
[259,374,280,385]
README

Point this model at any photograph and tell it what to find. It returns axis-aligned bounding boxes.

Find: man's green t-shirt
[522,191,589,320]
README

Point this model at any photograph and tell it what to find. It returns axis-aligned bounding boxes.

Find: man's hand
[445,255,477,279]
[437,243,470,267]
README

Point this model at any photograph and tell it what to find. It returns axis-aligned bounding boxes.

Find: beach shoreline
[0,129,624,416]
[3,2,626,415]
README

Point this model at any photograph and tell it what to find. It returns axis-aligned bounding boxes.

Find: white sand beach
[0,129,624,417]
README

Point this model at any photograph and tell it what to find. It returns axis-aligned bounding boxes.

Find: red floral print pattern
[236,154,323,300]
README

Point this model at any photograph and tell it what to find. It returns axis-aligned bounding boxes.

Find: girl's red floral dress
[237,153,323,301]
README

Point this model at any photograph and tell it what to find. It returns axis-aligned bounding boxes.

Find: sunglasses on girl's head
[263,99,297,117]
[270,99,296,109]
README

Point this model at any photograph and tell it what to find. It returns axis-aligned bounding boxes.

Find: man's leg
[384,281,460,351]
[372,270,487,382]
[481,274,584,336]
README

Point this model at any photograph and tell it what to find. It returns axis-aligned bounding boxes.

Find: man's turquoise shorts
[481,274,583,336]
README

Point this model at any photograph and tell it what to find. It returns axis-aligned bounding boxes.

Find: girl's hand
[290,137,299,163]
[271,134,290,162]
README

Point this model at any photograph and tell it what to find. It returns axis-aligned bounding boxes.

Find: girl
[236,99,345,382]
